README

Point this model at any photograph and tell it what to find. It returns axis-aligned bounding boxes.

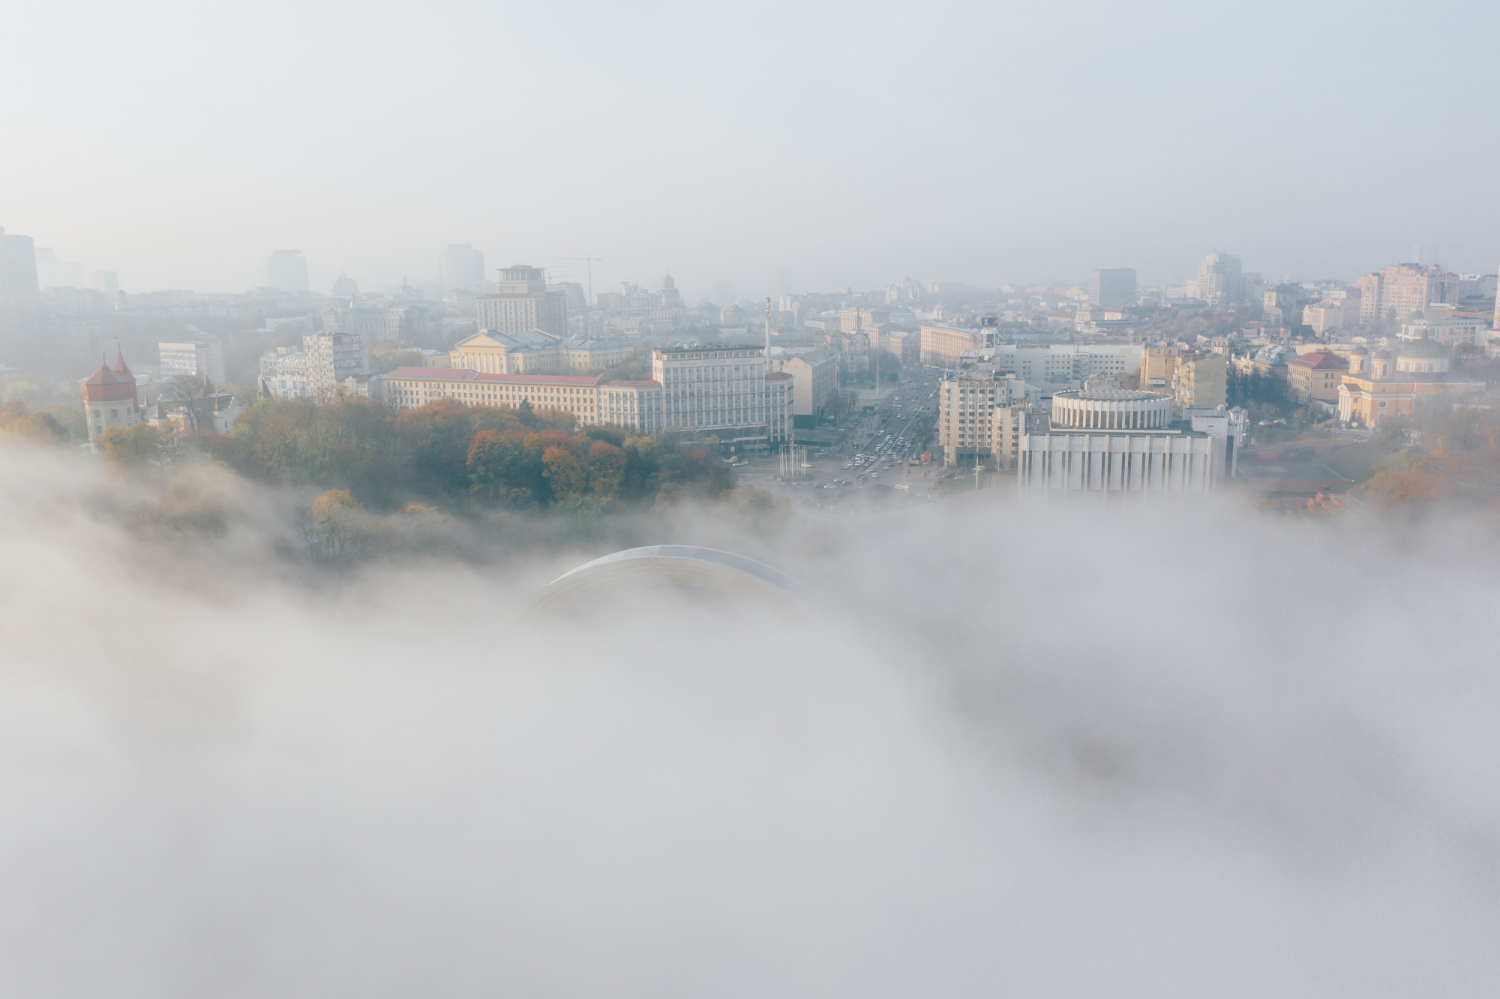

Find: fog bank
[1,446,1497,997]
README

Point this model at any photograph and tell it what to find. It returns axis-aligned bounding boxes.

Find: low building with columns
[1049,387,1172,430]
[1017,387,1247,498]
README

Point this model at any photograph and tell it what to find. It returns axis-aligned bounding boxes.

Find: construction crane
[554,256,603,306]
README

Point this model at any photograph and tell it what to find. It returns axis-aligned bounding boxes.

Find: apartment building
[769,349,839,425]
[937,367,1028,465]
[304,331,370,403]
[1356,264,1460,322]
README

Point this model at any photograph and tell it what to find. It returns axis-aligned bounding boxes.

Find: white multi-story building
[985,343,1142,387]
[1398,316,1485,345]
[158,340,226,385]
[653,345,791,443]
[303,331,369,403]
[475,264,568,337]
[599,380,664,435]
[258,347,309,399]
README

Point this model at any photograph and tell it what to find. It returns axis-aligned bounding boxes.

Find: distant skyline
[4,0,1496,298]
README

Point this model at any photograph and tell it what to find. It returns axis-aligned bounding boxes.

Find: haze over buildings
[2,2,1497,296]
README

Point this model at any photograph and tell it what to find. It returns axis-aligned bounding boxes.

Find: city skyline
[3,1,1496,296]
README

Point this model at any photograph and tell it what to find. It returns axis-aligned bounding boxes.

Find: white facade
[158,340,226,385]
[303,331,370,403]
[652,345,792,443]
[988,343,1142,387]
[259,347,309,399]
[599,381,664,435]
[1050,388,1171,430]
[1018,431,1219,495]
[1399,317,1484,345]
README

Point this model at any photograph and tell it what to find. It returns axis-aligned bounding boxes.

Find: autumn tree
[100,422,165,467]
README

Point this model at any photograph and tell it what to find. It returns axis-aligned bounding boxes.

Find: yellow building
[1140,343,1183,391]
[1336,341,1484,426]
[1169,350,1226,411]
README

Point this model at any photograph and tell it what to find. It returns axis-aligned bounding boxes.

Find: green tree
[100,422,165,467]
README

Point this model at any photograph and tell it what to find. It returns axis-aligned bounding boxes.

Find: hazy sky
[4,0,1497,297]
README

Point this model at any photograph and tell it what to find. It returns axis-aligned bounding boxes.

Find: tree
[541,445,586,502]
[100,422,165,467]
[824,389,851,425]
[0,399,68,443]
[306,489,372,564]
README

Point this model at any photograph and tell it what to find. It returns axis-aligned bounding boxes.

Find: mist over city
[2,1,1499,996]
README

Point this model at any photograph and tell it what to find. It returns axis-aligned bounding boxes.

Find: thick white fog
[1,445,1497,997]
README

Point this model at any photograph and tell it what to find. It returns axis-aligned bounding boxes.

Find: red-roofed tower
[83,345,140,449]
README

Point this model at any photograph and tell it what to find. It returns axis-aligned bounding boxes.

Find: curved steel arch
[533,545,816,614]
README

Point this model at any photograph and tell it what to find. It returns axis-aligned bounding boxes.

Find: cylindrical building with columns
[1051,387,1172,430]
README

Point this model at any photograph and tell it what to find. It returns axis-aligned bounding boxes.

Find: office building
[652,345,792,443]
[263,250,309,293]
[1355,264,1460,322]
[304,331,370,403]
[599,380,665,435]
[1089,268,1136,307]
[439,244,486,292]
[476,264,568,337]
[0,227,40,308]
[83,348,141,448]
[91,271,118,295]
[158,340,226,385]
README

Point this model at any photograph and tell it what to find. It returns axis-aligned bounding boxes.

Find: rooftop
[384,367,604,386]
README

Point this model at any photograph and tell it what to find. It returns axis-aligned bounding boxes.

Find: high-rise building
[439,244,486,292]
[82,347,141,448]
[1355,264,1460,322]
[158,340,227,385]
[1089,268,1137,307]
[475,264,568,337]
[0,227,40,307]
[264,250,309,293]
[1190,252,1259,307]
[303,331,370,403]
